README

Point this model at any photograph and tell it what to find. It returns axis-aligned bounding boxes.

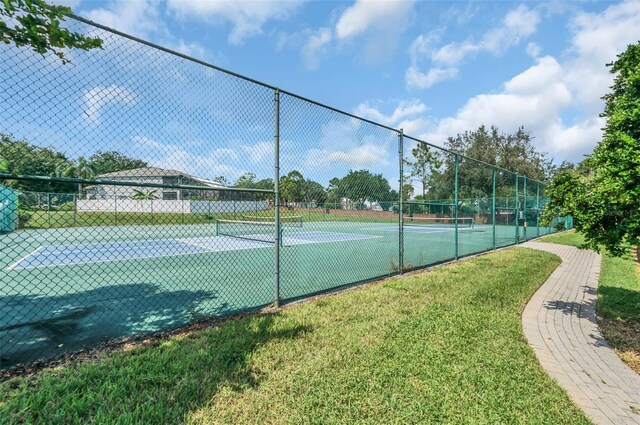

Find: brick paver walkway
[522,242,640,425]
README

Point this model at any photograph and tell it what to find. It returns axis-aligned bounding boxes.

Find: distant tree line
[1,124,555,208]
[0,133,148,193]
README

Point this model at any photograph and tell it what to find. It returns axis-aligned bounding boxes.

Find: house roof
[96,166,226,189]
[98,166,185,178]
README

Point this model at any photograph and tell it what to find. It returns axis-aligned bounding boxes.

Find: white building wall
[77,200,269,214]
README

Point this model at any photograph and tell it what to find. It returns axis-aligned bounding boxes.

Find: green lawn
[538,230,587,248]
[0,248,589,424]
[541,230,640,373]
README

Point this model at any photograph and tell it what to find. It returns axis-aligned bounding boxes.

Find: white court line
[6,232,386,271]
[6,248,213,271]
[6,246,45,270]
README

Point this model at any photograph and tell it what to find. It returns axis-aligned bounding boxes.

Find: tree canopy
[404,143,440,198]
[418,125,553,201]
[89,151,148,175]
[1,133,73,192]
[0,134,149,193]
[331,170,395,205]
[1,0,101,64]
[542,41,640,255]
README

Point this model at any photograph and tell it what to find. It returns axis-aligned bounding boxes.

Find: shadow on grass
[597,286,640,322]
[1,312,312,424]
[0,283,226,368]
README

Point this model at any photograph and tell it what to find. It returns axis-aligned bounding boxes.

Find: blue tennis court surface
[8,231,382,270]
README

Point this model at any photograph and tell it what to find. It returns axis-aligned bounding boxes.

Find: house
[86,167,226,200]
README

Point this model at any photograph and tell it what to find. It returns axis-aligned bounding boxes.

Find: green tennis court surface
[0,220,554,367]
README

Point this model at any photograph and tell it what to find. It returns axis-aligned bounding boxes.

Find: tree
[426,125,553,201]
[404,143,441,198]
[402,183,414,201]
[302,179,327,205]
[212,176,231,186]
[333,170,394,206]
[131,189,158,200]
[0,133,74,192]
[1,0,102,64]
[234,172,257,188]
[89,151,148,175]
[326,177,341,205]
[542,42,640,255]
[0,156,8,173]
[56,156,96,195]
[446,125,553,182]
[280,170,304,204]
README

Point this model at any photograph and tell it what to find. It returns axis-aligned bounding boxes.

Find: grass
[538,230,587,248]
[541,230,640,373]
[0,248,590,424]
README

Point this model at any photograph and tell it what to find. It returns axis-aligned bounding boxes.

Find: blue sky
[3,0,640,189]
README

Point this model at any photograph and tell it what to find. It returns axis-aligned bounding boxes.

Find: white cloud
[405,66,458,89]
[132,136,244,179]
[168,40,208,59]
[295,117,396,173]
[406,4,541,89]
[564,0,640,116]
[526,42,541,58]
[354,99,427,126]
[422,56,573,150]
[83,85,136,123]
[301,27,332,70]
[335,0,414,40]
[281,0,414,69]
[305,144,389,169]
[242,141,273,164]
[430,4,540,66]
[83,0,162,38]
[167,0,303,45]
[394,1,640,161]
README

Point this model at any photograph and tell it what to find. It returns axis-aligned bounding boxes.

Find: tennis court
[0,217,553,366]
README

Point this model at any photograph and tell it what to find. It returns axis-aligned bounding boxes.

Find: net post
[514,173,519,244]
[536,183,540,238]
[454,153,459,260]
[492,166,496,250]
[273,88,281,308]
[398,129,404,274]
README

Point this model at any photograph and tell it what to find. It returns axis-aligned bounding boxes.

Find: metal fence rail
[0,15,570,368]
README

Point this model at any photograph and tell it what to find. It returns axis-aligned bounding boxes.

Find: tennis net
[216,219,283,245]
[403,216,475,229]
[241,215,304,228]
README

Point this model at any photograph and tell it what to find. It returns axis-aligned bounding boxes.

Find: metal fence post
[398,129,404,274]
[536,184,540,238]
[492,167,496,250]
[47,192,51,228]
[523,176,527,241]
[514,173,519,244]
[274,88,281,308]
[454,154,459,260]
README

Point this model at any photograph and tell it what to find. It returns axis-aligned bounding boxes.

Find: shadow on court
[0,283,227,367]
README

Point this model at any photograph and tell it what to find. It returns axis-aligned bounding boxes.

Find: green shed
[1,185,19,233]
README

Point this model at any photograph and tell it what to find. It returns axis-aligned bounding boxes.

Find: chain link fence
[0,15,570,368]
